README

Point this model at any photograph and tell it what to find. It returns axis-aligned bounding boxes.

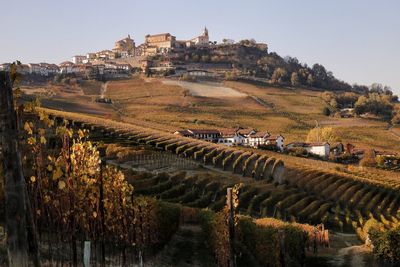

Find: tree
[330,98,338,109]
[322,107,331,116]
[360,149,377,167]
[391,105,400,125]
[271,68,288,84]
[354,93,394,119]
[306,127,340,143]
[306,74,314,87]
[290,72,300,87]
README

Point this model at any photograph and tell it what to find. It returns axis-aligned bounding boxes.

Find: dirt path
[145,224,215,267]
[162,80,246,98]
[101,81,110,98]
[310,232,383,267]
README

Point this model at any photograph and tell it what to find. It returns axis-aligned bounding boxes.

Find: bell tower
[203,26,209,37]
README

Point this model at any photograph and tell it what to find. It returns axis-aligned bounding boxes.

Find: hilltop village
[0,27,265,80]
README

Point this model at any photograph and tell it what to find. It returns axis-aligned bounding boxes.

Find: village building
[265,135,285,152]
[187,27,209,47]
[0,63,11,71]
[39,63,60,75]
[59,61,82,75]
[72,55,87,64]
[331,142,345,156]
[27,63,45,75]
[96,50,116,60]
[217,129,247,146]
[144,33,176,55]
[246,131,271,148]
[174,129,221,142]
[186,69,218,78]
[86,53,97,61]
[16,64,30,75]
[286,142,331,159]
[143,28,210,56]
[113,35,135,57]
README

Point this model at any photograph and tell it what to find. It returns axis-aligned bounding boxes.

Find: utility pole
[0,71,29,266]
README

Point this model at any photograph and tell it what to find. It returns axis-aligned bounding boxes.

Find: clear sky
[1,0,399,93]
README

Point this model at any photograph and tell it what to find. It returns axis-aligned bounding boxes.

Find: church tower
[203,26,209,37]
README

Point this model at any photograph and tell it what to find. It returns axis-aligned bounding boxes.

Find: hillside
[24,76,400,152]
[104,77,400,151]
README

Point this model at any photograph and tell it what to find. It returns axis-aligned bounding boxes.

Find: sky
[1,0,399,94]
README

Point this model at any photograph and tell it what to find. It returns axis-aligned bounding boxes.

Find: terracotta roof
[146,33,171,38]
[237,128,255,136]
[188,129,220,135]
[59,61,74,66]
[174,130,192,136]
[249,131,270,138]
[266,135,283,140]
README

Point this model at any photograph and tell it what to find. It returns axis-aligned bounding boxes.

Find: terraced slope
[43,108,400,234]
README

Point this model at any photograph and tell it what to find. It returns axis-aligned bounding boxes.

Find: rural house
[246,131,271,148]
[265,135,285,152]
[174,129,221,142]
[287,142,330,159]
[217,129,247,146]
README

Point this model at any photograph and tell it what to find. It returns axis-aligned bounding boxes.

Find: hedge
[199,209,307,267]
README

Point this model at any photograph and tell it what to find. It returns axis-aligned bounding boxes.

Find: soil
[162,80,246,98]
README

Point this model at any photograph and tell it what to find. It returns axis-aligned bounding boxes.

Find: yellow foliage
[306,127,340,143]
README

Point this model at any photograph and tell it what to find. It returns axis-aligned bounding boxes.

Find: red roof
[188,129,220,135]
[249,132,270,138]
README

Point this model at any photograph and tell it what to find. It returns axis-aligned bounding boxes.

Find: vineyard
[38,109,398,233]
[38,108,400,237]
[1,98,399,266]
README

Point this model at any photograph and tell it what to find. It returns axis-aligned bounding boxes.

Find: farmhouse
[174,129,221,142]
[265,135,285,152]
[287,142,330,159]
[331,142,344,156]
[246,131,271,148]
[217,129,247,146]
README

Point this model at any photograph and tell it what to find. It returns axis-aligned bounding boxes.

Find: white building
[265,135,285,152]
[59,61,80,74]
[174,129,221,142]
[218,129,247,147]
[246,131,271,148]
[0,63,11,71]
[40,63,60,75]
[72,55,87,64]
[287,142,330,159]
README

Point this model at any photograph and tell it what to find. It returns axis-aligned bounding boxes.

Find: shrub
[199,210,307,267]
[322,106,331,116]
[369,225,400,264]
[155,201,181,244]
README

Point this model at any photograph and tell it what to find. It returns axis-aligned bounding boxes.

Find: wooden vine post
[226,184,240,267]
[0,70,29,266]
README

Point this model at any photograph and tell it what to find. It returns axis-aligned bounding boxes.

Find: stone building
[187,27,209,47]
[113,35,135,56]
[144,33,176,55]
